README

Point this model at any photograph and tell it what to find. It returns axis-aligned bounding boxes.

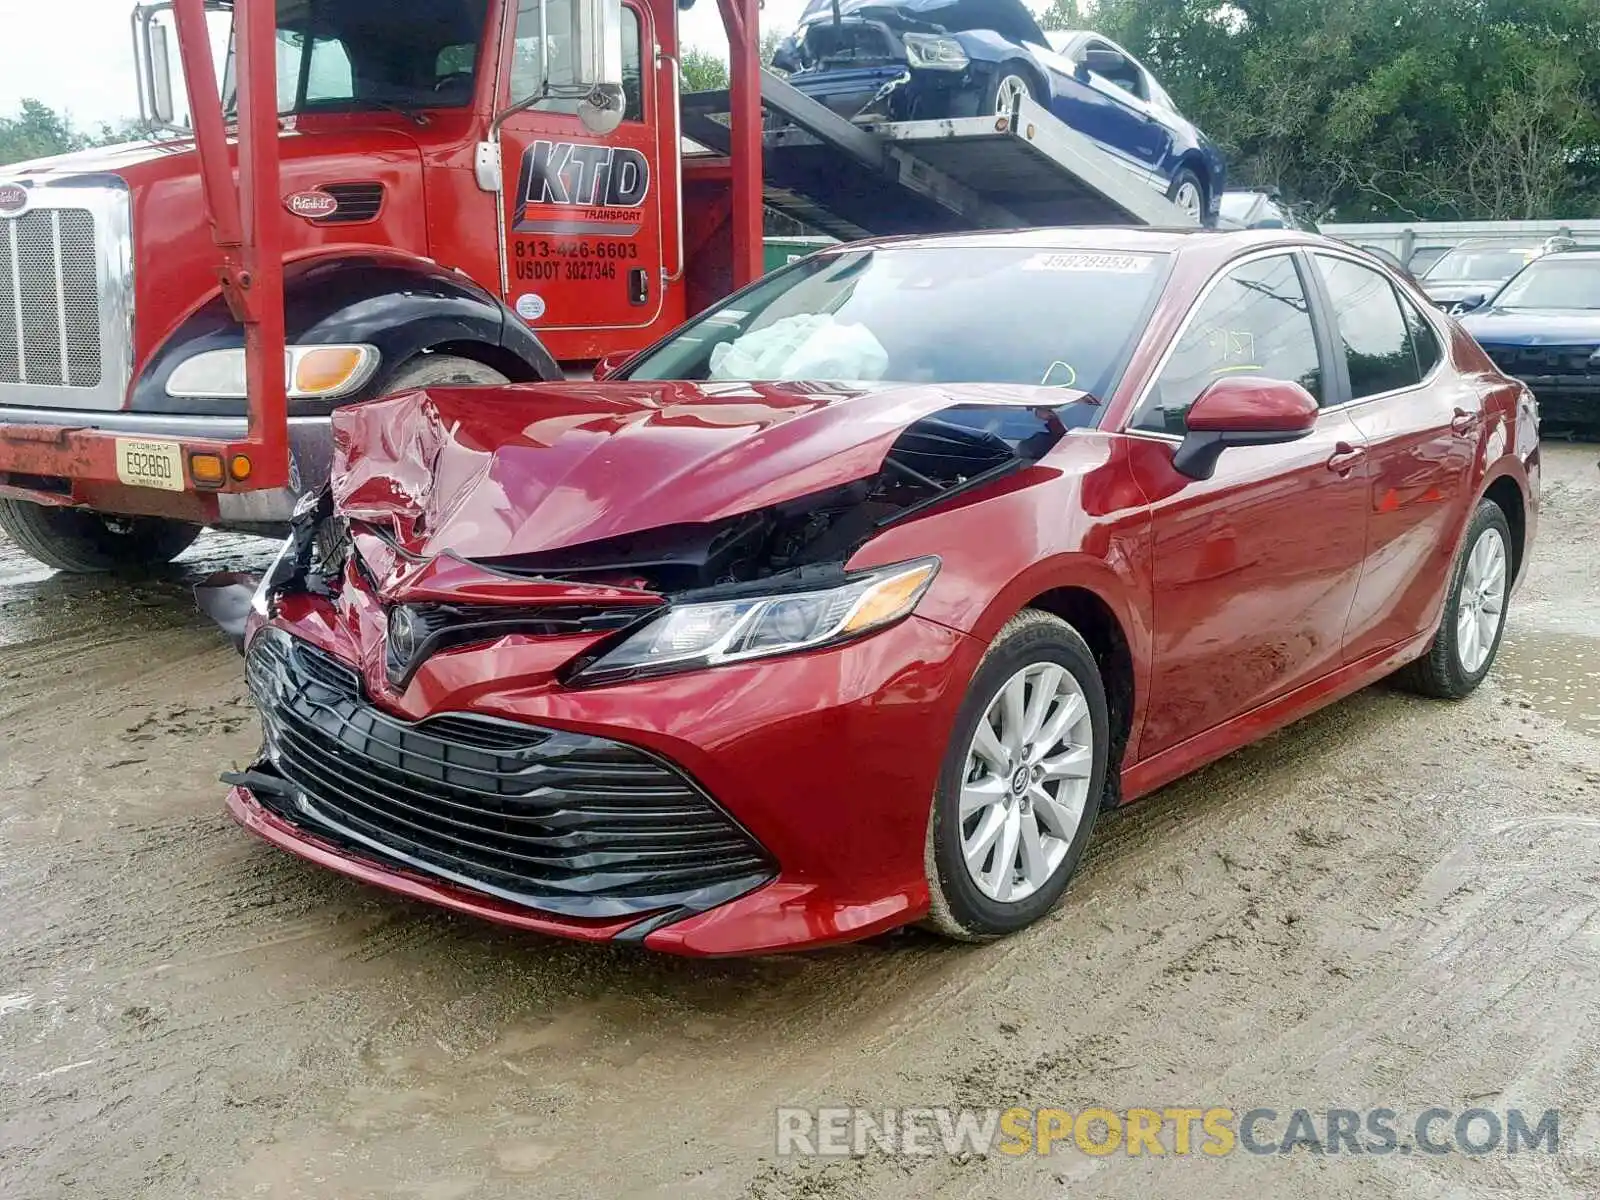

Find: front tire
[982,65,1038,117]
[924,610,1109,941]
[1395,498,1513,699]
[0,498,201,574]
[381,353,510,393]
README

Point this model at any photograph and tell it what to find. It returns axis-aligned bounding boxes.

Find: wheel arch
[1023,586,1137,811]
[1482,470,1529,587]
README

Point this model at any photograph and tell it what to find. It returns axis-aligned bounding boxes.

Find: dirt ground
[2,443,1598,1200]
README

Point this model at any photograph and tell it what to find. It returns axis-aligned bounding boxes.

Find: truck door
[497,0,665,341]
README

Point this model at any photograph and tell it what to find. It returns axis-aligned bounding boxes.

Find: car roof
[829,225,1324,256]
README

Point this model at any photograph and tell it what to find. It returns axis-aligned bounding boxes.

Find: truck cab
[0,0,699,568]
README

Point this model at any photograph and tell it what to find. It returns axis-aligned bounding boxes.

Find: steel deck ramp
[680,70,1189,237]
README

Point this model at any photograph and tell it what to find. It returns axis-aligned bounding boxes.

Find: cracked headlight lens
[571,558,939,685]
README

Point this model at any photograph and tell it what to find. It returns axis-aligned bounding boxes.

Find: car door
[1306,252,1479,663]
[496,0,666,333]
[1123,251,1372,758]
[1038,38,1162,179]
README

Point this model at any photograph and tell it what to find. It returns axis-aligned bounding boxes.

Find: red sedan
[221,228,1539,955]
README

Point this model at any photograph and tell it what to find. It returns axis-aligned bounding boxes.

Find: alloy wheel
[1456,525,1508,674]
[994,75,1031,115]
[959,662,1094,903]
[1173,180,1203,223]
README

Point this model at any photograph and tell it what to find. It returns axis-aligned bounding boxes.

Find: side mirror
[133,3,178,127]
[534,0,626,134]
[1451,293,1488,315]
[1172,376,1318,480]
[592,350,634,381]
[1079,48,1125,76]
[771,37,804,75]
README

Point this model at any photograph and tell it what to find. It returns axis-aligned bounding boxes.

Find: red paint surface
[236,230,1540,954]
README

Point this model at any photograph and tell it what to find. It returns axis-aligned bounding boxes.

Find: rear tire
[1394,498,1513,699]
[0,498,201,574]
[1166,167,1207,225]
[924,610,1108,941]
[382,353,510,392]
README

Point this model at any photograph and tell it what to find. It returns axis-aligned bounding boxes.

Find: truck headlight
[570,558,939,685]
[166,344,380,400]
[903,34,969,70]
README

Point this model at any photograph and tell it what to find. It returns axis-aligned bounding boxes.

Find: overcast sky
[0,0,831,127]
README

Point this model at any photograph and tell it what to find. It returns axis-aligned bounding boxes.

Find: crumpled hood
[1459,308,1600,345]
[332,378,1081,561]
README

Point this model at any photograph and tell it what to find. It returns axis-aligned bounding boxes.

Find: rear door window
[1314,255,1425,399]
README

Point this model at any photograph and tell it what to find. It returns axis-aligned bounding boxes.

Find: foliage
[680,32,790,94]
[0,99,145,167]
[1047,0,1600,220]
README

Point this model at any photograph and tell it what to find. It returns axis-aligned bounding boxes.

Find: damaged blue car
[773,0,1225,223]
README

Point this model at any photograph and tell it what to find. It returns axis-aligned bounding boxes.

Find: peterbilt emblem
[0,183,29,217]
[284,189,339,220]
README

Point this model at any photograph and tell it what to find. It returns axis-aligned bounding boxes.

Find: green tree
[0,99,145,167]
[1086,0,1600,220]
[679,31,790,94]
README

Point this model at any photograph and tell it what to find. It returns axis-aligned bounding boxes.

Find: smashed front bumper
[228,612,979,955]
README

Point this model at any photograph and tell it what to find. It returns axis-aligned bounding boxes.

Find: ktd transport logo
[513,140,650,236]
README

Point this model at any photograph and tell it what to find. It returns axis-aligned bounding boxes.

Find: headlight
[166,344,380,400]
[571,558,940,685]
[903,34,969,70]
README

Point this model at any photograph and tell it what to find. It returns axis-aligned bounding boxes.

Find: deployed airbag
[709,314,891,382]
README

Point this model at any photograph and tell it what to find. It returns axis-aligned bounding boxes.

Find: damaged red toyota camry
[217,228,1539,956]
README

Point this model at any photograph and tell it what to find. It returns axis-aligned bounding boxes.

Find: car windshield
[621,245,1168,400]
[222,0,489,117]
[1492,259,1600,310]
[1425,247,1536,283]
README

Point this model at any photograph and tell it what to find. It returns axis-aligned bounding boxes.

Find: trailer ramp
[680,70,1190,238]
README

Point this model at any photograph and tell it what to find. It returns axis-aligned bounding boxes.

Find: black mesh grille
[244,631,773,919]
[1482,343,1599,377]
[315,183,385,224]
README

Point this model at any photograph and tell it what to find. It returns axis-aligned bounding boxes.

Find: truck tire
[0,498,201,574]
[382,353,509,393]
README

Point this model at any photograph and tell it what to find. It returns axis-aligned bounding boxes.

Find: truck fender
[131,252,561,416]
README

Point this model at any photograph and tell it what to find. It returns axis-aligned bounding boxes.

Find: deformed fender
[131,252,561,417]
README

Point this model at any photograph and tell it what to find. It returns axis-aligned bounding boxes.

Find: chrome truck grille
[0,181,133,412]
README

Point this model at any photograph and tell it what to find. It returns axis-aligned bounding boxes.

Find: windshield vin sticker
[1023,252,1154,273]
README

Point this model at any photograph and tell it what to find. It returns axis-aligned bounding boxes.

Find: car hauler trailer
[0,0,1195,573]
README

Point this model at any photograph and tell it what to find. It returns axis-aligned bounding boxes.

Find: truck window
[511,1,645,123]
[240,0,490,116]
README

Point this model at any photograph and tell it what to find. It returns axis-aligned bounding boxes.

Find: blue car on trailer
[773,0,1226,224]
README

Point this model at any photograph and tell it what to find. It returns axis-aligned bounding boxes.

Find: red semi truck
[0,0,1189,572]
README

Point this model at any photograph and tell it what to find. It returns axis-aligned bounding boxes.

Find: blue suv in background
[774,0,1227,223]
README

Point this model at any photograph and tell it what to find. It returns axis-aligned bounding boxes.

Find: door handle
[1450,407,1482,436]
[1326,442,1366,475]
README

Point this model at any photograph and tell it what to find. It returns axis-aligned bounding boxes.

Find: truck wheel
[1167,168,1207,225]
[383,354,509,393]
[0,498,201,574]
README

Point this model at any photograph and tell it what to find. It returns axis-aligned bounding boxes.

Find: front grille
[1482,343,1599,377]
[315,183,385,225]
[385,599,657,685]
[245,630,774,920]
[0,209,101,387]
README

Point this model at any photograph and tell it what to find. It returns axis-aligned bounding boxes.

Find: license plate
[115,438,186,492]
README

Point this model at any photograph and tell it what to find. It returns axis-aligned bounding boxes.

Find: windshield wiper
[361,100,430,127]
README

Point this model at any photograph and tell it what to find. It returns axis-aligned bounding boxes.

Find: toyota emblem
[0,183,29,218]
